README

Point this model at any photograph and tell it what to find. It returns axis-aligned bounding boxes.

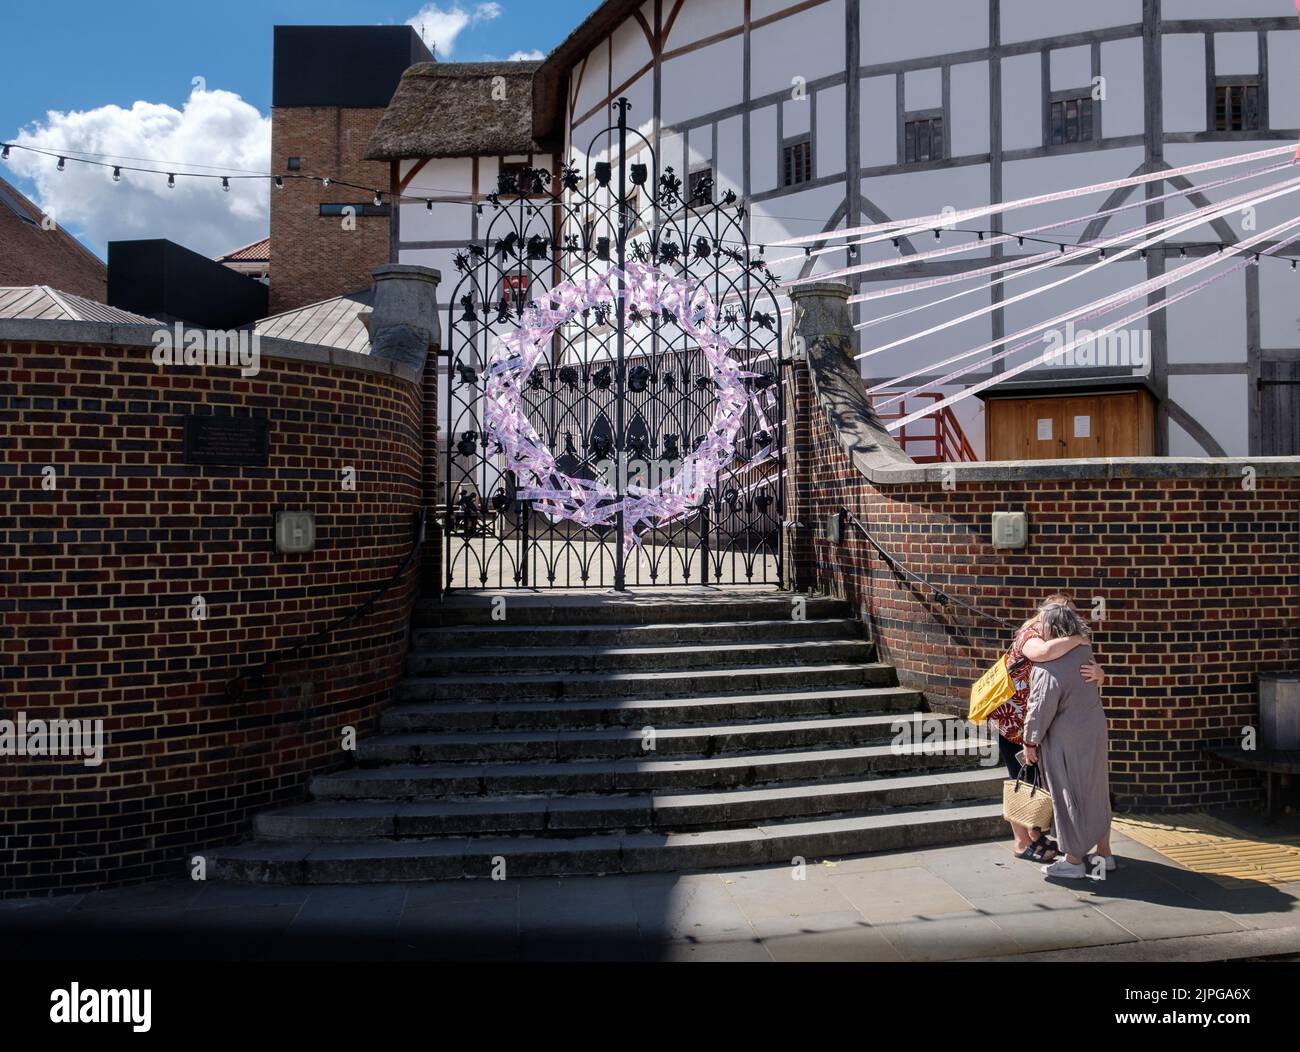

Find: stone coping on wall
[796,286,1300,486]
[0,318,424,386]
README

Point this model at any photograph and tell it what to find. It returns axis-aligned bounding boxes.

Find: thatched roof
[366,61,543,160]
[533,0,641,149]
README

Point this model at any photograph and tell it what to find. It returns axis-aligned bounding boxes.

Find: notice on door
[1073,415,1091,439]
[1036,418,1053,441]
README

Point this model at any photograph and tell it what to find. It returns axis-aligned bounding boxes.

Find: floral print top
[986,621,1042,745]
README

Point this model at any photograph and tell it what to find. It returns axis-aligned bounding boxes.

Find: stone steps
[380,685,924,732]
[213,802,1007,883]
[254,769,1007,840]
[413,617,860,650]
[354,712,962,764]
[311,741,992,797]
[405,638,876,675]
[412,593,852,627]
[204,590,1005,885]
[394,662,893,702]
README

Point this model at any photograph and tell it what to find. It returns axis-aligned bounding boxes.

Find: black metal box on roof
[272,25,433,109]
[107,239,269,330]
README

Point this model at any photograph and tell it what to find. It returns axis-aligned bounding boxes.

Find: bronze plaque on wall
[182,414,270,466]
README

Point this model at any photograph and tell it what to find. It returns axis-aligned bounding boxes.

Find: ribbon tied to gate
[481,263,768,551]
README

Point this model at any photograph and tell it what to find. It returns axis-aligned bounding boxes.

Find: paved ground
[4,823,1300,962]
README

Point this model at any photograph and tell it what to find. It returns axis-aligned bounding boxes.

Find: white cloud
[406,3,502,57]
[507,49,546,61]
[4,88,271,260]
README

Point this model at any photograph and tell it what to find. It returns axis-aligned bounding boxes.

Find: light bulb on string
[221,177,230,192]
[167,173,175,188]
[1,145,9,160]
[56,156,65,171]
[274,176,283,189]
[112,166,121,182]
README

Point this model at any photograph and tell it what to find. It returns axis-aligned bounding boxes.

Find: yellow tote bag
[968,656,1015,723]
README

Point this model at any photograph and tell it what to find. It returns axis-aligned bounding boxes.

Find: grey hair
[1038,602,1089,640]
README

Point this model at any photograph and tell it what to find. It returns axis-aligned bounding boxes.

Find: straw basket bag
[1002,763,1054,830]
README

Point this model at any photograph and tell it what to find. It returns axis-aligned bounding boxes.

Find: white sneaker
[1042,857,1088,879]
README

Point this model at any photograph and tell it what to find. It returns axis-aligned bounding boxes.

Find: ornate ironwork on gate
[444,98,784,589]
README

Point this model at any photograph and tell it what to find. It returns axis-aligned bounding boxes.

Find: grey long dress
[1022,645,1111,858]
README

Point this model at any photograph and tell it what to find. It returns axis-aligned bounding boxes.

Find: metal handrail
[840,508,1018,631]
[223,507,428,701]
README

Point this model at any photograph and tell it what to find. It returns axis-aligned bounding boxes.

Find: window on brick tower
[1215,79,1261,132]
[782,138,812,187]
[904,115,945,163]
[1049,94,1096,145]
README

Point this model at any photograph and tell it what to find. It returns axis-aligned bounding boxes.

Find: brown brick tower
[268,25,432,314]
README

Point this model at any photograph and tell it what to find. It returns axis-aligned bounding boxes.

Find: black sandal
[1016,833,1059,862]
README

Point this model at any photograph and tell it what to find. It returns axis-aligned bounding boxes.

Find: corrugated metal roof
[0,286,160,324]
[252,288,373,354]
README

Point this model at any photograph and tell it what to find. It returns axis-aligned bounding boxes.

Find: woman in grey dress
[1022,603,1114,879]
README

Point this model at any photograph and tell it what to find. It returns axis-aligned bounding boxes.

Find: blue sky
[1,1,595,258]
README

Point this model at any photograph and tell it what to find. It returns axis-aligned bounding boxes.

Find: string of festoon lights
[8,139,1300,282]
[11,139,1300,441]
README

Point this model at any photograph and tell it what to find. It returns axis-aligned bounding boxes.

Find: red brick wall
[268,107,393,314]
[789,353,1300,810]
[0,175,107,301]
[0,338,424,897]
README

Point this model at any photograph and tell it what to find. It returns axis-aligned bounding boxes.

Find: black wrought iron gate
[444,98,784,590]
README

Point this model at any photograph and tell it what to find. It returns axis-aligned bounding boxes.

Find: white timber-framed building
[365,0,1300,461]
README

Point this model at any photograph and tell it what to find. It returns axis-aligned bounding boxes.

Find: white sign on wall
[1037,418,1053,441]
[1074,415,1091,439]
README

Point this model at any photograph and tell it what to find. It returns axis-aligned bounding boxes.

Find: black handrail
[839,508,1020,632]
[223,507,428,701]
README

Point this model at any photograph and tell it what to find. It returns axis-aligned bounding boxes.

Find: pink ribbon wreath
[481,263,764,551]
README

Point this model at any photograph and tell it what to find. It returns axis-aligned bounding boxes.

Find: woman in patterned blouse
[989,593,1105,862]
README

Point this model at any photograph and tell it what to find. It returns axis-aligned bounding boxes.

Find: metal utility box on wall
[991,511,1027,549]
[1259,674,1300,751]
[978,375,1156,461]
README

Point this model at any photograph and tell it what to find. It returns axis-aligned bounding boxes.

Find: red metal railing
[872,392,979,463]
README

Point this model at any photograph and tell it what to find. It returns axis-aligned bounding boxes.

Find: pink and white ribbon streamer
[863,173,1300,371]
[482,263,759,552]
[885,211,1300,430]
[770,143,1299,249]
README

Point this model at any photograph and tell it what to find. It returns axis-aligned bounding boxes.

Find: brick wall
[269,107,393,314]
[0,175,107,301]
[0,336,424,897]
[787,286,1300,810]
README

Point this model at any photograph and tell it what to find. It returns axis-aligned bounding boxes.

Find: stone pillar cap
[789,281,852,300]
[372,263,441,286]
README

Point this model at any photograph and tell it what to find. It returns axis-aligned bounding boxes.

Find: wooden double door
[985,389,1156,461]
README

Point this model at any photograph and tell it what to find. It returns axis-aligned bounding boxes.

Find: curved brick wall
[787,285,1300,811]
[1,336,425,897]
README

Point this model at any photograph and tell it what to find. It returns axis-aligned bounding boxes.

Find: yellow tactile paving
[1113,813,1300,888]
